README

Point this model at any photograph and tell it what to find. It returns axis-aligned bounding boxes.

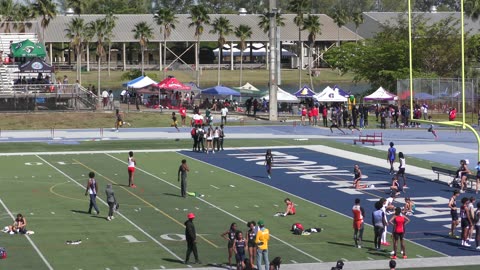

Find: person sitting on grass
[402,197,415,216]
[7,213,27,234]
[275,198,296,216]
[390,176,402,196]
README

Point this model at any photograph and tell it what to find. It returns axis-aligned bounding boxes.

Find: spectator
[184,213,201,264]
[255,220,270,270]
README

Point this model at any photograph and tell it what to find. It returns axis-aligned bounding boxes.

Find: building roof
[346,12,480,39]
[42,14,359,43]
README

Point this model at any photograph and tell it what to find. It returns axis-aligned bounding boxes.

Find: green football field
[0,149,446,269]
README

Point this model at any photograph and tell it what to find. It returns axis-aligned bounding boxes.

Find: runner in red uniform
[389,207,410,259]
[352,198,365,248]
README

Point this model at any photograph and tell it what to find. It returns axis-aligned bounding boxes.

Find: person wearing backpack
[191,126,198,152]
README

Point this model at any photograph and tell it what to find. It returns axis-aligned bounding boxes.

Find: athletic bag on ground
[0,247,7,259]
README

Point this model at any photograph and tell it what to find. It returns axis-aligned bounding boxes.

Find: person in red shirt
[311,105,319,126]
[322,105,328,127]
[300,106,307,126]
[389,207,410,259]
[352,198,365,248]
[449,107,457,121]
[307,109,312,125]
[179,106,187,127]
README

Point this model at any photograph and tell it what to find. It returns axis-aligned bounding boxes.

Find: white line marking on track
[35,155,183,262]
[210,185,220,189]
[0,198,54,270]
[416,255,424,258]
[290,260,298,263]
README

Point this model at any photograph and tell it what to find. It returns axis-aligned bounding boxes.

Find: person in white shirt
[108,90,114,110]
[120,89,127,103]
[102,90,109,108]
[422,104,428,120]
[221,106,228,125]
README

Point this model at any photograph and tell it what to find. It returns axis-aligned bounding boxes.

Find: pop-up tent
[10,39,47,58]
[201,85,240,96]
[18,57,53,73]
[315,86,348,102]
[363,87,398,101]
[155,76,191,90]
[262,87,299,103]
[293,85,316,98]
[333,85,350,98]
[122,76,157,89]
[234,82,261,95]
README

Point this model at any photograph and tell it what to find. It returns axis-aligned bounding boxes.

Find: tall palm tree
[104,13,117,77]
[234,24,252,86]
[302,14,321,92]
[188,4,210,86]
[258,12,285,71]
[154,7,178,77]
[288,0,310,90]
[32,0,56,42]
[66,0,87,15]
[209,16,233,85]
[0,0,17,33]
[351,11,364,43]
[132,21,154,76]
[65,17,87,83]
[14,5,34,33]
[88,18,108,105]
[331,6,349,46]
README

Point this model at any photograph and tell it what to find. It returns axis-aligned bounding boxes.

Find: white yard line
[105,153,323,263]
[35,155,183,262]
[0,198,54,270]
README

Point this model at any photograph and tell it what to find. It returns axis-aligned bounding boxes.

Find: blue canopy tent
[201,85,240,96]
[414,92,435,100]
[293,85,316,98]
[122,76,144,87]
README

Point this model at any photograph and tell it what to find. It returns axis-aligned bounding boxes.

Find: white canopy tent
[234,82,261,95]
[262,87,298,103]
[314,86,348,102]
[128,76,158,89]
[364,86,398,101]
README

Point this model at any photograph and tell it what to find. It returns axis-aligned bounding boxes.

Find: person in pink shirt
[179,106,187,127]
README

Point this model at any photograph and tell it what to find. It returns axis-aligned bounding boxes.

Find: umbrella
[10,39,47,58]
[155,76,191,90]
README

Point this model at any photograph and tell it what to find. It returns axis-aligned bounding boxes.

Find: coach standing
[178,159,189,198]
[255,220,270,270]
[184,212,201,264]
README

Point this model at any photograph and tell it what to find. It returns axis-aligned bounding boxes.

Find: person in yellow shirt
[255,220,270,270]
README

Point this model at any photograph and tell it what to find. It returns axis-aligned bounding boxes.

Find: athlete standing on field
[128,151,136,188]
[352,198,365,248]
[265,149,273,179]
[449,190,460,238]
[387,142,396,174]
[389,207,410,259]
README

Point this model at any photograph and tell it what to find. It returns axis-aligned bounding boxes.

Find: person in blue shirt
[387,142,396,174]
[372,201,387,250]
[475,161,480,194]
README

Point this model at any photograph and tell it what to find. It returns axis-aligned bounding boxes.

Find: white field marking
[185,147,450,258]
[234,206,239,208]
[210,185,220,189]
[229,184,235,187]
[0,198,54,270]
[51,212,55,214]
[341,258,349,262]
[290,260,298,263]
[35,155,183,262]
[367,257,374,260]
[254,205,259,208]
[105,153,324,263]
[417,255,424,258]
[273,204,279,207]
[133,267,139,270]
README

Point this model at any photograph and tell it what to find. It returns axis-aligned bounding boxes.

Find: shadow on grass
[71,210,90,214]
[162,258,185,265]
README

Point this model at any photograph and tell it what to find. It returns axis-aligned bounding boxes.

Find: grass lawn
[0,149,443,269]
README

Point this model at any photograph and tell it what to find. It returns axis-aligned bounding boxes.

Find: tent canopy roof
[315,86,348,102]
[364,87,398,101]
[201,85,240,96]
[262,87,299,102]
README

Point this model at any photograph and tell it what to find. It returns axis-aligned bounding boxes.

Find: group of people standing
[448,191,480,250]
[190,124,225,154]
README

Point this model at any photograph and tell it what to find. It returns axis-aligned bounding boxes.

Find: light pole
[268,0,278,121]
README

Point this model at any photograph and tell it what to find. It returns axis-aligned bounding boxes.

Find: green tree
[288,0,310,90]
[88,18,108,104]
[188,4,210,86]
[132,21,154,76]
[103,13,117,77]
[32,0,57,41]
[154,7,178,77]
[465,0,480,21]
[65,0,89,15]
[258,12,285,75]
[302,14,322,92]
[64,17,87,83]
[331,5,349,46]
[209,16,233,85]
[234,24,252,86]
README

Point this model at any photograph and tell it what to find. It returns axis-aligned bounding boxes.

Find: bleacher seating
[0,33,39,63]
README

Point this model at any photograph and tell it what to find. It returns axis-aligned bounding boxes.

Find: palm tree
[104,13,118,77]
[65,17,87,83]
[234,24,252,86]
[302,14,321,92]
[66,0,87,15]
[14,5,34,33]
[351,11,364,43]
[288,0,311,90]
[32,0,56,42]
[465,0,480,21]
[88,18,108,105]
[188,4,210,86]
[331,6,349,46]
[132,21,154,76]
[154,7,178,77]
[0,0,17,33]
[258,12,285,71]
[209,16,233,85]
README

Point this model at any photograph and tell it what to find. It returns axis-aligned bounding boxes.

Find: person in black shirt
[178,159,189,198]
[185,212,200,264]
[265,149,273,179]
